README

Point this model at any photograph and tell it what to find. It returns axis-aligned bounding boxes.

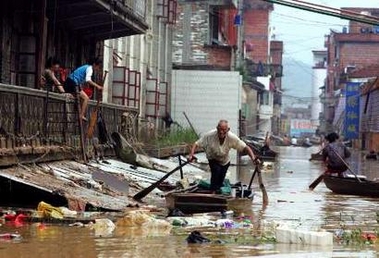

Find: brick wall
[327,34,379,92]
[270,41,283,65]
[173,2,209,64]
[339,42,379,70]
[205,46,232,69]
[173,2,234,69]
[243,4,271,62]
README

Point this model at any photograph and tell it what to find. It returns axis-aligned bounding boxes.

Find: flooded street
[1,146,379,257]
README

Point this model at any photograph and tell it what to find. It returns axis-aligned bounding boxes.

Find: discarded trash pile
[1,203,372,247]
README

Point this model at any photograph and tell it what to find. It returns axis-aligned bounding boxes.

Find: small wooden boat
[165,193,253,214]
[323,175,379,197]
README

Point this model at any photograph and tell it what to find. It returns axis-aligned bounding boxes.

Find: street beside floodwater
[1,146,379,257]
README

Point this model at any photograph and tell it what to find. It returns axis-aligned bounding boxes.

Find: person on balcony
[188,119,260,194]
[40,57,65,93]
[63,58,103,121]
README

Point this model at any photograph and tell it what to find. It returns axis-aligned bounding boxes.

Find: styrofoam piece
[275,227,333,246]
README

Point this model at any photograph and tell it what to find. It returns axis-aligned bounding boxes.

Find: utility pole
[235,0,244,69]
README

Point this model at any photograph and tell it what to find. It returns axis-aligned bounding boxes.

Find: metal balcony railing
[0,83,137,147]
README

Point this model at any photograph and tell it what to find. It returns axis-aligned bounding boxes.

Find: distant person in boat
[322,132,351,176]
[283,134,290,145]
[291,136,297,145]
[188,120,260,194]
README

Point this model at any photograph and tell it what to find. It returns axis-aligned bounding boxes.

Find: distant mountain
[281,58,313,108]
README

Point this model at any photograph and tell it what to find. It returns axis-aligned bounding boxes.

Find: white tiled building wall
[171,70,242,136]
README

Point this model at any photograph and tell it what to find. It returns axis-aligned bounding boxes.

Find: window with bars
[112,66,141,109]
[146,79,168,118]
[10,33,38,88]
[157,0,177,24]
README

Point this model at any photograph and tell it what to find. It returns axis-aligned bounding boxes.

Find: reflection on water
[1,147,379,257]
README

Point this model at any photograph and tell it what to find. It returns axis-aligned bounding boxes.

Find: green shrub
[153,128,198,147]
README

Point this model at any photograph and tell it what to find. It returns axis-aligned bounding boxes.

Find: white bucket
[231,188,237,198]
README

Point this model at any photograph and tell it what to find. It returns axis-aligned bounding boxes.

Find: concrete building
[243,1,283,135]
[170,0,282,139]
[103,0,176,133]
[323,7,379,134]
[0,0,148,161]
[171,0,242,135]
[281,104,314,137]
[0,0,147,88]
[360,75,379,151]
[311,50,327,129]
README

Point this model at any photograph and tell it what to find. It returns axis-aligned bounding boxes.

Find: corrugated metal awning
[0,161,130,211]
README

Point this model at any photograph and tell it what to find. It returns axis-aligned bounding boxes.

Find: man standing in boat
[322,132,351,176]
[188,120,260,194]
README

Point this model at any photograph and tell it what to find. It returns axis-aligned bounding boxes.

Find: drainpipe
[155,19,161,134]
[140,1,154,118]
[236,0,244,69]
[164,23,169,113]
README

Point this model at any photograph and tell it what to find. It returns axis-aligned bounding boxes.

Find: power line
[272,12,347,27]
[263,0,379,26]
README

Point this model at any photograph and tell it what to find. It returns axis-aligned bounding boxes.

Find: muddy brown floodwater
[1,146,379,257]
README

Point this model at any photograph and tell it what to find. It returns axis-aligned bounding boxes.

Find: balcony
[48,0,148,40]
[246,60,283,78]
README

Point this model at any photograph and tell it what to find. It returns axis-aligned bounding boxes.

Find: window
[157,0,177,24]
[209,8,220,44]
[112,67,140,108]
[260,91,270,105]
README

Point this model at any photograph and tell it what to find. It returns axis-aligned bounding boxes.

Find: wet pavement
[1,146,379,257]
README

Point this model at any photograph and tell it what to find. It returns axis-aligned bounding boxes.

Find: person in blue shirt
[63,58,103,121]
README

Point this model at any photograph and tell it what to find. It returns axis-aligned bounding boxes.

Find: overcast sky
[271,0,379,65]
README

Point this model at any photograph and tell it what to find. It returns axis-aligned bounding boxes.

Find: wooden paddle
[256,163,268,205]
[133,159,193,201]
[309,173,324,190]
[87,70,108,139]
[248,166,258,190]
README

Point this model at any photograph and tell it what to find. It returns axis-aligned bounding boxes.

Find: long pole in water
[183,112,199,138]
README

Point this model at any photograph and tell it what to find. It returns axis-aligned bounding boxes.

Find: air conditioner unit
[360,27,373,33]
[344,65,356,74]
